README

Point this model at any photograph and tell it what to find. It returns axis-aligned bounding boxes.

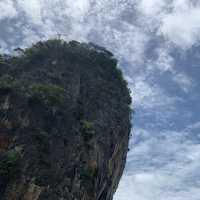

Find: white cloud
[115,128,200,200]
[18,0,90,25]
[147,47,175,73]
[0,39,9,54]
[137,0,167,16]
[18,0,42,24]
[0,0,149,65]
[63,0,90,21]
[160,0,200,48]
[187,121,200,130]
[100,23,149,65]
[0,0,17,20]
[130,75,178,109]
[137,0,200,48]
[172,72,193,92]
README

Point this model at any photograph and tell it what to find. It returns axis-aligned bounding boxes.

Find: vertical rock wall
[0,39,132,200]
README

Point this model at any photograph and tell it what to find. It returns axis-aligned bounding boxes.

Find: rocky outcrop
[0,39,132,200]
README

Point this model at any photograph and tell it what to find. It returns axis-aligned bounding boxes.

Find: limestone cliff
[0,39,132,200]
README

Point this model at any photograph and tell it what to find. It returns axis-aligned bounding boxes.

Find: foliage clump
[80,120,95,142]
[31,130,50,153]
[0,150,21,179]
[28,83,66,106]
[80,164,96,194]
[0,75,16,90]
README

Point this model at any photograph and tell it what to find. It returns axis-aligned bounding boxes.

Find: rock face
[0,40,132,200]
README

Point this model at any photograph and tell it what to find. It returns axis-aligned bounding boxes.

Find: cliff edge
[0,39,132,200]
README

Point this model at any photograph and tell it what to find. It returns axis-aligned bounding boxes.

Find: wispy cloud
[187,121,200,130]
[129,75,178,109]
[146,47,175,73]
[172,72,193,93]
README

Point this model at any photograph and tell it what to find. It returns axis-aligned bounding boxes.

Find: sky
[0,0,200,199]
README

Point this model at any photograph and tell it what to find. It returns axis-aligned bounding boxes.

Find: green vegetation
[80,120,95,142]
[32,130,50,153]
[0,150,21,179]
[80,167,95,193]
[81,120,94,131]
[29,83,66,106]
[0,75,26,95]
[0,75,16,90]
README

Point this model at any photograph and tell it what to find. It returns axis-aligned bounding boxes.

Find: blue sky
[0,0,200,199]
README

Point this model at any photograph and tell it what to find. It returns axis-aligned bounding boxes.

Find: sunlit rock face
[0,39,131,200]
